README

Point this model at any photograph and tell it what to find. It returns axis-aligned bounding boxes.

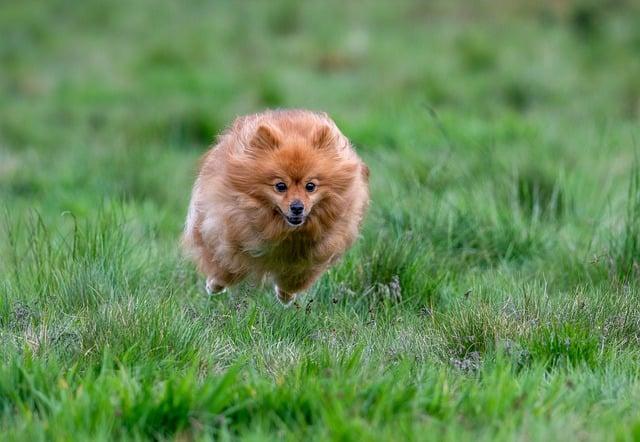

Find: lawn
[1,0,640,440]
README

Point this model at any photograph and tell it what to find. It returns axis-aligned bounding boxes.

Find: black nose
[290,200,304,215]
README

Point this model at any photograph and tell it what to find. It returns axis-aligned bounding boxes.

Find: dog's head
[228,121,360,230]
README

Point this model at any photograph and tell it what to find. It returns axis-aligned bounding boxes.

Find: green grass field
[2,0,640,440]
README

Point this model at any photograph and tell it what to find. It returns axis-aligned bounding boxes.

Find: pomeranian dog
[182,109,369,305]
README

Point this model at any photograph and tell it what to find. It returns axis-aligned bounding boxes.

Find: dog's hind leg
[273,268,324,306]
[187,223,243,296]
[205,277,227,295]
[201,259,245,296]
[194,246,241,296]
[274,285,296,306]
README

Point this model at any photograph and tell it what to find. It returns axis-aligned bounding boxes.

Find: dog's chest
[246,236,316,266]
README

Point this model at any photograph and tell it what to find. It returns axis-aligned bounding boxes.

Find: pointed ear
[250,125,280,152]
[312,125,336,150]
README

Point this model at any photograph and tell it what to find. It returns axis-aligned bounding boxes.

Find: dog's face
[228,123,358,230]
[268,170,320,227]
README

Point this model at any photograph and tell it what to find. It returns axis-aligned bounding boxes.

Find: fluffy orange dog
[182,109,369,305]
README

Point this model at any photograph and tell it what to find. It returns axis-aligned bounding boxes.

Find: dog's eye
[274,182,287,193]
[305,182,316,192]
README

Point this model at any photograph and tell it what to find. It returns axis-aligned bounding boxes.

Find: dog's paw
[275,285,297,307]
[205,278,227,295]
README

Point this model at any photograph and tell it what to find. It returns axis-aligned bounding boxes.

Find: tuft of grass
[515,167,567,220]
[608,163,640,283]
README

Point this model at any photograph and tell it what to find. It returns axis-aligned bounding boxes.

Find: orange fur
[182,109,370,305]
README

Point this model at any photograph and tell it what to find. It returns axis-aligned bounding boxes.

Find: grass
[1,0,640,440]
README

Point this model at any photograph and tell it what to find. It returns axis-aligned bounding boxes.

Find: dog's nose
[290,200,304,215]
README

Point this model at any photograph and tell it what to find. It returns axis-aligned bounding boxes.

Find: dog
[182,109,369,305]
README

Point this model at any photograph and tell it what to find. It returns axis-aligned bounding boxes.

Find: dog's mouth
[285,215,305,227]
[276,208,307,227]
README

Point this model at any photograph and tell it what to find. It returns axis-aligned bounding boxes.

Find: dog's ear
[312,125,335,150]
[249,125,280,153]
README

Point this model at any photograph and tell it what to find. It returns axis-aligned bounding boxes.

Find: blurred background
[0,0,640,272]
[1,0,640,245]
